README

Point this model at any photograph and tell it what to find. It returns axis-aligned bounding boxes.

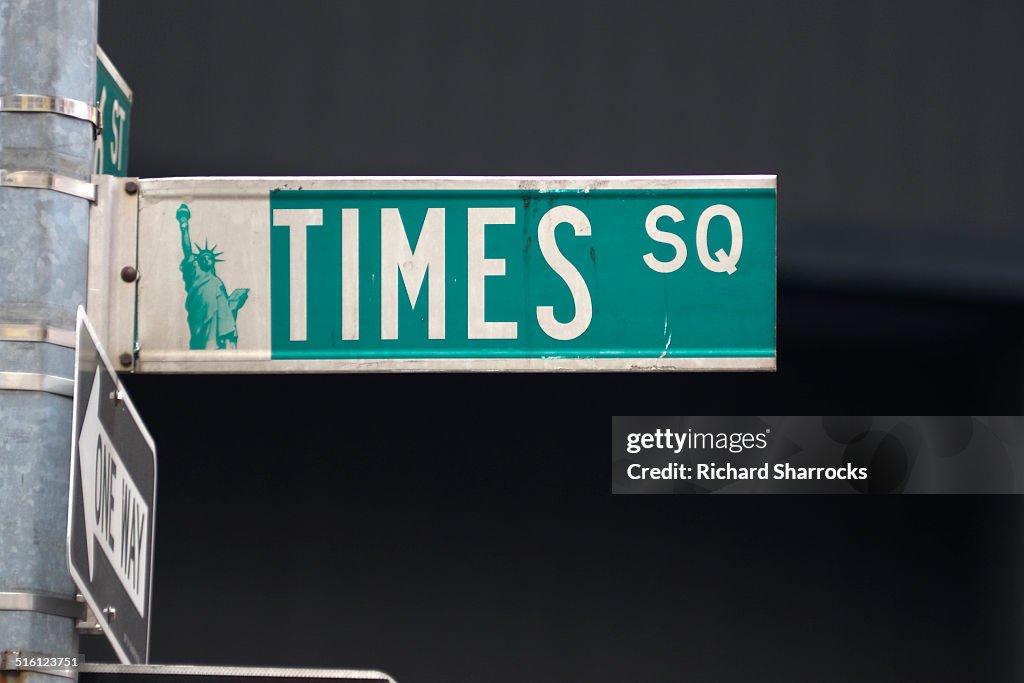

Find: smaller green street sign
[95,46,132,176]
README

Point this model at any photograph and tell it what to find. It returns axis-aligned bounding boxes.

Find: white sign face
[69,308,156,664]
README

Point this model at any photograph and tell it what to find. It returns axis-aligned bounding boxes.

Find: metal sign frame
[79,664,397,683]
[91,175,776,374]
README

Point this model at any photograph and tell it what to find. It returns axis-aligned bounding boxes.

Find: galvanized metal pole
[0,0,98,670]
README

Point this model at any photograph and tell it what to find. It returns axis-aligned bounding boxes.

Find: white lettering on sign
[641,204,744,275]
[341,208,360,341]
[110,99,127,171]
[94,87,108,174]
[697,204,743,274]
[642,205,687,273]
[272,208,324,341]
[467,207,518,340]
[381,208,447,340]
[277,206,598,341]
[276,202,745,342]
[77,369,149,616]
[536,205,593,340]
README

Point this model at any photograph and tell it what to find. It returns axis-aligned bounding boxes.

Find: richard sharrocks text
[627,462,868,481]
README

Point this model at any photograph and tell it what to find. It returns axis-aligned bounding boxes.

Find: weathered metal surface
[0,0,98,671]
[86,176,139,367]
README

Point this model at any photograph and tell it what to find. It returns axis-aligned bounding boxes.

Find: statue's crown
[193,238,224,264]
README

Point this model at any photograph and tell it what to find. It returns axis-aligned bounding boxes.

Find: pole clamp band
[0,591,86,619]
[0,371,74,397]
[0,323,76,348]
[1,651,79,680]
[0,169,96,201]
[0,93,102,136]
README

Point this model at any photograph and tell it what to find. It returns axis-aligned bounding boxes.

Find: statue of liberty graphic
[176,203,249,349]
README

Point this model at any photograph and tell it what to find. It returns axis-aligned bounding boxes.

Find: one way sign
[69,307,156,663]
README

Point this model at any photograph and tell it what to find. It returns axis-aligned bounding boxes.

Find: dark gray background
[89,1,1024,680]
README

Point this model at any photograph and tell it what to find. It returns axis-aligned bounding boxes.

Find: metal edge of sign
[137,175,777,197]
[78,664,397,683]
[88,175,141,367]
[134,356,776,373]
[96,46,133,103]
[67,306,157,664]
[773,177,778,361]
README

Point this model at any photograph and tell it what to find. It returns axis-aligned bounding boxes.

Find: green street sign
[95,47,132,176]
[107,176,775,372]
